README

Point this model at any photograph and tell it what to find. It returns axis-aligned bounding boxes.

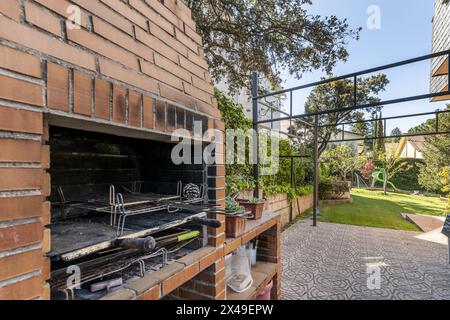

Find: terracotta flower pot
[225,214,247,238]
[237,200,265,220]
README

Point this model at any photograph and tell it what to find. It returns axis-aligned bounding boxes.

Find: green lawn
[319,189,447,231]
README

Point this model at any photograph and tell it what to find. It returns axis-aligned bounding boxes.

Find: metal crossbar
[251,50,450,227]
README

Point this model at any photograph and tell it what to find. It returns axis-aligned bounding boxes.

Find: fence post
[313,115,319,227]
[252,72,259,198]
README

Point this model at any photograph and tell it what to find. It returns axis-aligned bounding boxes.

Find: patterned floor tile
[281,221,450,300]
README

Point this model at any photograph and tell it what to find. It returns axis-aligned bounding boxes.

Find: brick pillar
[0,105,49,299]
[257,218,281,300]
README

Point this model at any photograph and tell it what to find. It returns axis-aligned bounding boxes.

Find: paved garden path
[281,220,450,300]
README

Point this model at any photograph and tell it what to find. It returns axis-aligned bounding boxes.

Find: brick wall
[239,191,313,227]
[0,0,224,300]
[431,0,450,93]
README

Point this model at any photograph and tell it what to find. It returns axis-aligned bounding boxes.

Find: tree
[289,75,389,156]
[417,105,450,192]
[390,127,402,142]
[373,112,386,159]
[378,149,411,195]
[187,0,361,93]
[322,145,366,181]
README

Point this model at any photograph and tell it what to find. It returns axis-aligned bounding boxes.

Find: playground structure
[371,168,397,191]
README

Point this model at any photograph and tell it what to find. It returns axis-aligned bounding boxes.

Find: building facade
[431,0,450,99]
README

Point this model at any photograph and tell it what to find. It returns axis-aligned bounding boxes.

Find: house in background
[329,130,366,154]
[431,0,450,102]
[395,136,426,159]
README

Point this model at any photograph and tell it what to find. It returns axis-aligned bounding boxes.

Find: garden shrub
[319,177,350,200]
[391,158,425,191]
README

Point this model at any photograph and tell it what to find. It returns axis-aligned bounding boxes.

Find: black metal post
[448,53,450,93]
[436,112,440,133]
[252,72,259,198]
[312,115,319,227]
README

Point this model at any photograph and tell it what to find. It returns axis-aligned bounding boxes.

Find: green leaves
[188,0,360,93]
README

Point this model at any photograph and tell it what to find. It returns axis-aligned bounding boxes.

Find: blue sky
[280,0,447,133]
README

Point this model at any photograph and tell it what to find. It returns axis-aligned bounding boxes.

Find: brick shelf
[226,262,277,300]
[223,212,281,300]
[100,246,223,300]
[224,211,280,255]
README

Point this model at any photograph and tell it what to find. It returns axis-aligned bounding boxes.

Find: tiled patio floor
[281,220,450,300]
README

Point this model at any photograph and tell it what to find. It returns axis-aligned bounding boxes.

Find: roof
[395,135,427,157]
[408,136,426,153]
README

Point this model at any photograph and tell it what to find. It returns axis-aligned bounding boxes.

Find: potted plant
[224,197,247,238]
[237,197,265,220]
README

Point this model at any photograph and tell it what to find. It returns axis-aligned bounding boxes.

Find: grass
[318,189,447,231]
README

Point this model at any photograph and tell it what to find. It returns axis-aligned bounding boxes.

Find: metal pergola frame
[251,50,450,227]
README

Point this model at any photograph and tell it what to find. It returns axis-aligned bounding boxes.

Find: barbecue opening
[47,127,221,300]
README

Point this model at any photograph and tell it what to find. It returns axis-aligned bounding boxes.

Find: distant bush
[391,158,425,191]
[319,177,350,200]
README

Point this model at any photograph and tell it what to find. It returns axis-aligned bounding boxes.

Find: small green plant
[226,196,243,213]
[249,197,263,204]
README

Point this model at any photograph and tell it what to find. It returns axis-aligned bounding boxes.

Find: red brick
[163,270,186,296]
[0,16,95,71]
[34,0,88,28]
[0,249,43,282]
[0,45,41,78]
[185,25,203,45]
[187,50,209,70]
[67,28,139,70]
[199,250,217,271]
[0,74,43,107]
[149,21,188,57]
[94,79,111,120]
[140,60,183,90]
[128,91,142,127]
[175,0,196,30]
[73,71,92,116]
[144,0,183,30]
[0,105,43,134]
[192,75,214,95]
[92,17,153,62]
[0,139,41,163]
[0,0,21,22]
[0,222,43,251]
[112,85,127,124]
[41,201,51,226]
[0,275,42,300]
[143,95,154,129]
[184,83,212,104]
[137,285,161,300]
[47,62,69,112]
[175,28,198,53]
[99,59,158,94]
[195,280,225,296]
[129,0,174,36]
[41,144,50,170]
[0,196,44,222]
[71,0,131,34]
[160,84,196,110]
[180,56,205,79]
[154,53,192,83]
[135,27,178,63]
[154,99,166,131]
[24,1,62,36]
[0,168,43,192]
[99,0,147,29]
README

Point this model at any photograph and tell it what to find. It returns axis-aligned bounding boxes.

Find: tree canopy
[417,105,450,192]
[289,74,389,156]
[187,0,360,93]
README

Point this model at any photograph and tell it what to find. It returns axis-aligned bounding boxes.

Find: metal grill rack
[57,181,207,236]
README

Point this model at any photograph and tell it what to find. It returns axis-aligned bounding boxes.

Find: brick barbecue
[0,0,281,300]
